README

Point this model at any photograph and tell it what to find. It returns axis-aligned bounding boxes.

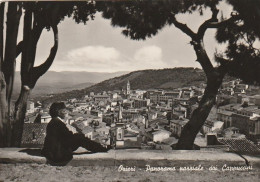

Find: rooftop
[21,123,48,147]
[93,95,110,98]
[152,130,171,135]
[218,138,260,154]
[217,110,233,116]
[171,119,188,126]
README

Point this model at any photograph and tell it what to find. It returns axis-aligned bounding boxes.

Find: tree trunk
[3,2,22,116]
[0,2,23,147]
[0,72,9,147]
[0,2,4,63]
[10,10,59,147]
[0,2,11,147]
[169,7,229,149]
[12,86,30,147]
[176,70,224,149]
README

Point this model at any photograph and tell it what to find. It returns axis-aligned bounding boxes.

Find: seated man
[41,102,109,165]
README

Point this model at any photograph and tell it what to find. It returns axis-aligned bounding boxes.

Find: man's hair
[49,102,66,118]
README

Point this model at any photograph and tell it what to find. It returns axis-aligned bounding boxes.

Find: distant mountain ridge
[37,67,209,104]
[85,67,206,92]
[13,71,128,98]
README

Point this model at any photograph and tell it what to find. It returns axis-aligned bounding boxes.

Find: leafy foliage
[97,0,219,40]
[215,0,260,84]
[23,1,96,28]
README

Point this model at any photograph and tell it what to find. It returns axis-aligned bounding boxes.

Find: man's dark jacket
[41,117,75,163]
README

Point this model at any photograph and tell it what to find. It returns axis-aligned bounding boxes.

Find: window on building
[227,121,230,128]
[32,131,36,140]
[117,128,123,140]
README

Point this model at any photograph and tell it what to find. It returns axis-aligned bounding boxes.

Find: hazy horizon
[16,67,201,73]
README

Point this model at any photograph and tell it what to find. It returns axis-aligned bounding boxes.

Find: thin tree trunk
[0,72,8,147]
[3,2,22,116]
[0,2,4,63]
[12,22,58,147]
[0,2,9,147]
[176,70,225,149]
[170,6,230,149]
[12,85,30,147]
[11,9,35,147]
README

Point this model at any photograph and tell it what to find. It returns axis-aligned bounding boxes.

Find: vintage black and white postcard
[0,0,259,181]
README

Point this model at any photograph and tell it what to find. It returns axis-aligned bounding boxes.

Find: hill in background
[85,67,206,92]
[13,71,128,98]
[37,67,209,104]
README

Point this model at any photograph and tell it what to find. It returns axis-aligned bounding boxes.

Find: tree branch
[198,9,241,38]
[197,6,219,39]
[170,12,216,77]
[170,13,197,40]
[191,40,215,77]
[30,25,58,88]
[208,14,241,28]
[16,41,23,58]
[21,8,33,78]
[32,23,44,47]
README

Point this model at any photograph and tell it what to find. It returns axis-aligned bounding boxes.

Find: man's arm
[56,121,74,140]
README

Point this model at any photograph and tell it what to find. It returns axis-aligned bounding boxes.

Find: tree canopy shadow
[19,148,43,157]
[19,148,95,157]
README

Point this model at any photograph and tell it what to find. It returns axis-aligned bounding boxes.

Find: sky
[16,1,234,73]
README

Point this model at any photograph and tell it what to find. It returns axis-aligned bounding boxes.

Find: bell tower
[115,103,124,148]
[126,80,130,95]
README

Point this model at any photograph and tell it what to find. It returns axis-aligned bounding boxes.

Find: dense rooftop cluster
[22,79,260,154]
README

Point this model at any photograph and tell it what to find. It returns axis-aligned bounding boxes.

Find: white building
[27,101,35,114]
[152,130,171,142]
[40,113,52,123]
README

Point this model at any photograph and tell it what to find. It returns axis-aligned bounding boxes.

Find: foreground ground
[0,163,259,182]
[1,148,260,181]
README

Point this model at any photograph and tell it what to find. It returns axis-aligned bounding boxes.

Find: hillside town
[22,80,260,154]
